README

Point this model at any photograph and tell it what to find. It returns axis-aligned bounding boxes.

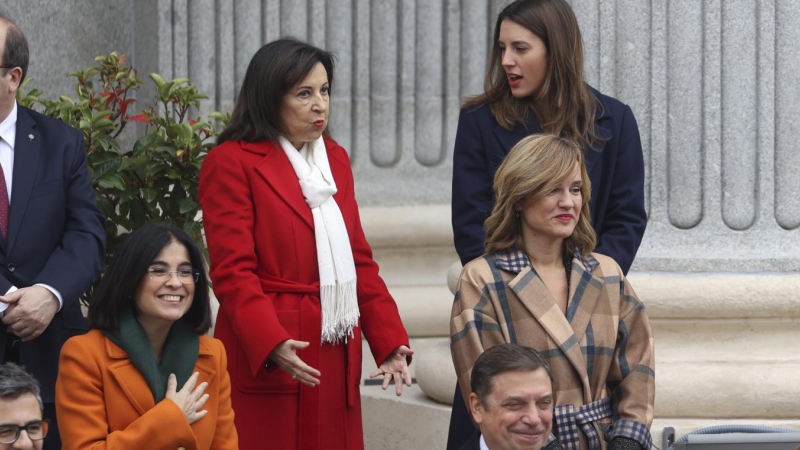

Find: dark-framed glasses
[0,420,48,445]
[147,267,200,284]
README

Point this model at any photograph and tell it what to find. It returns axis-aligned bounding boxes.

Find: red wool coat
[199,137,410,450]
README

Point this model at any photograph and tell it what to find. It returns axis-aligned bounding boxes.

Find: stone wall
[5,0,800,272]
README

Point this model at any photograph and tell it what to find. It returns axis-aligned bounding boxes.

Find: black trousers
[4,334,62,450]
[447,384,477,450]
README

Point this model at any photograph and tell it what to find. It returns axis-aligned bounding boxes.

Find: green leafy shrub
[17,52,229,294]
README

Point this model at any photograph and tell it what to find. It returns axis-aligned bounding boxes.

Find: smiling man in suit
[0,13,105,450]
[461,344,562,450]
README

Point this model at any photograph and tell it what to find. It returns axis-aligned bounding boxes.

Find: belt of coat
[258,274,362,407]
[554,397,612,450]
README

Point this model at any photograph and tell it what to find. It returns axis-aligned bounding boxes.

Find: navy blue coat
[0,106,105,402]
[451,88,647,274]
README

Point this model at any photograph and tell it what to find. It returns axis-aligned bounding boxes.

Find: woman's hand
[369,345,414,396]
[165,372,209,424]
[269,339,321,387]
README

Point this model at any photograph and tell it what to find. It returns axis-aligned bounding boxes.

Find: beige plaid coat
[450,249,655,449]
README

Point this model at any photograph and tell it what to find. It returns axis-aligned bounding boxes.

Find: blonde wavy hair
[484,134,596,256]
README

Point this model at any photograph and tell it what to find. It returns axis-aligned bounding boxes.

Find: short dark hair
[217,37,335,145]
[470,344,552,403]
[88,223,212,334]
[0,363,42,411]
[0,14,29,83]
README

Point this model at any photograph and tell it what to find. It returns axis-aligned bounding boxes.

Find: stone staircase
[359,204,800,450]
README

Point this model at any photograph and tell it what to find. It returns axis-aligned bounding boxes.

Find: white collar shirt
[0,101,16,202]
[479,435,490,450]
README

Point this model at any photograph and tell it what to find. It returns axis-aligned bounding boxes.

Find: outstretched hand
[269,339,321,387]
[369,345,414,396]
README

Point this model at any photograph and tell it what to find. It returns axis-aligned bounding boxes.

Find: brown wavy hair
[484,134,595,256]
[465,0,602,147]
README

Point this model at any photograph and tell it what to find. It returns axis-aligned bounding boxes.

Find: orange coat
[56,329,239,450]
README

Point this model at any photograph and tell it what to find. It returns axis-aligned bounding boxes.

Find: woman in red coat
[199,38,413,450]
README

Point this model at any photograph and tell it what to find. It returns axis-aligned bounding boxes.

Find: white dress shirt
[479,434,490,450]
[0,102,64,313]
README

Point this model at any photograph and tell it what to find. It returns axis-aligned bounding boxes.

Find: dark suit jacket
[451,87,647,274]
[457,432,481,450]
[458,431,565,450]
[0,105,105,402]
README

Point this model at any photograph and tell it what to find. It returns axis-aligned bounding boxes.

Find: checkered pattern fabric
[554,397,611,449]
[494,248,599,275]
[607,419,652,449]
[451,248,655,450]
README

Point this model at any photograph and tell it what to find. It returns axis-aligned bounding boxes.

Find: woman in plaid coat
[450,135,655,450]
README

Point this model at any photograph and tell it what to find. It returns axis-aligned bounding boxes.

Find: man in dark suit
[0,14,105,450]
[459,344,561,450]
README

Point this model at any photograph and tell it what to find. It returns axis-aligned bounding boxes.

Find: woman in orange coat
[199,38,412,450]
[55,224,238,450]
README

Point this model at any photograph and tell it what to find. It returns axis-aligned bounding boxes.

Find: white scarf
[279,136,359,344]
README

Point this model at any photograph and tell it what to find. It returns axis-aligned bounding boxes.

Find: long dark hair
[465,0,601,147]
[88,223,212,334]
[217,37,335,145]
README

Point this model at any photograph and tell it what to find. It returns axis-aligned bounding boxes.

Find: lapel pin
[28,134,34,141]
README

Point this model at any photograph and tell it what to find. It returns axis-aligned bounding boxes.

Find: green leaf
[92,119,116,130]
[143,188,158,203]
[149,73,167,88]
[132,134,162,155]
[179,198,197,214]
[97,173,126,190]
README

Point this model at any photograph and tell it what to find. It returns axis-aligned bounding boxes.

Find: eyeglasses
[0,420,48,445]
[147,267,200,284]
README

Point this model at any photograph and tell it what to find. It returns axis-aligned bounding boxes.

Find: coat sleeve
[452,108,494,266]
[210,339,239,449]
[334,147,410,366]
[605,273,655,448]
[199,146,292,375]
[594,105,647,274]
[56,338,198,450]
[449,264,507,404]
[32,128,106,306]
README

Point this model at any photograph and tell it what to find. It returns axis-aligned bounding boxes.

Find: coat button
[7,263,14,272]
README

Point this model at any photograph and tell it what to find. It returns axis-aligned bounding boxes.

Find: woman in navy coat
[449,0,647,448]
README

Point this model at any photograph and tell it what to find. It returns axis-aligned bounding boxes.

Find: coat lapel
[106,337,217,417]
[492,114,543,156]
[106,339,156,416]
[326,143,351,206]
[8,108,39,251]
[563,255,603,353]
[586,105,612,178]
[251,141,314,229]
[194,339,218,384]
[508,265,589,379]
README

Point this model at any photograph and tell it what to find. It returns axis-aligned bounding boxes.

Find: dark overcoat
[451,87,647,274]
